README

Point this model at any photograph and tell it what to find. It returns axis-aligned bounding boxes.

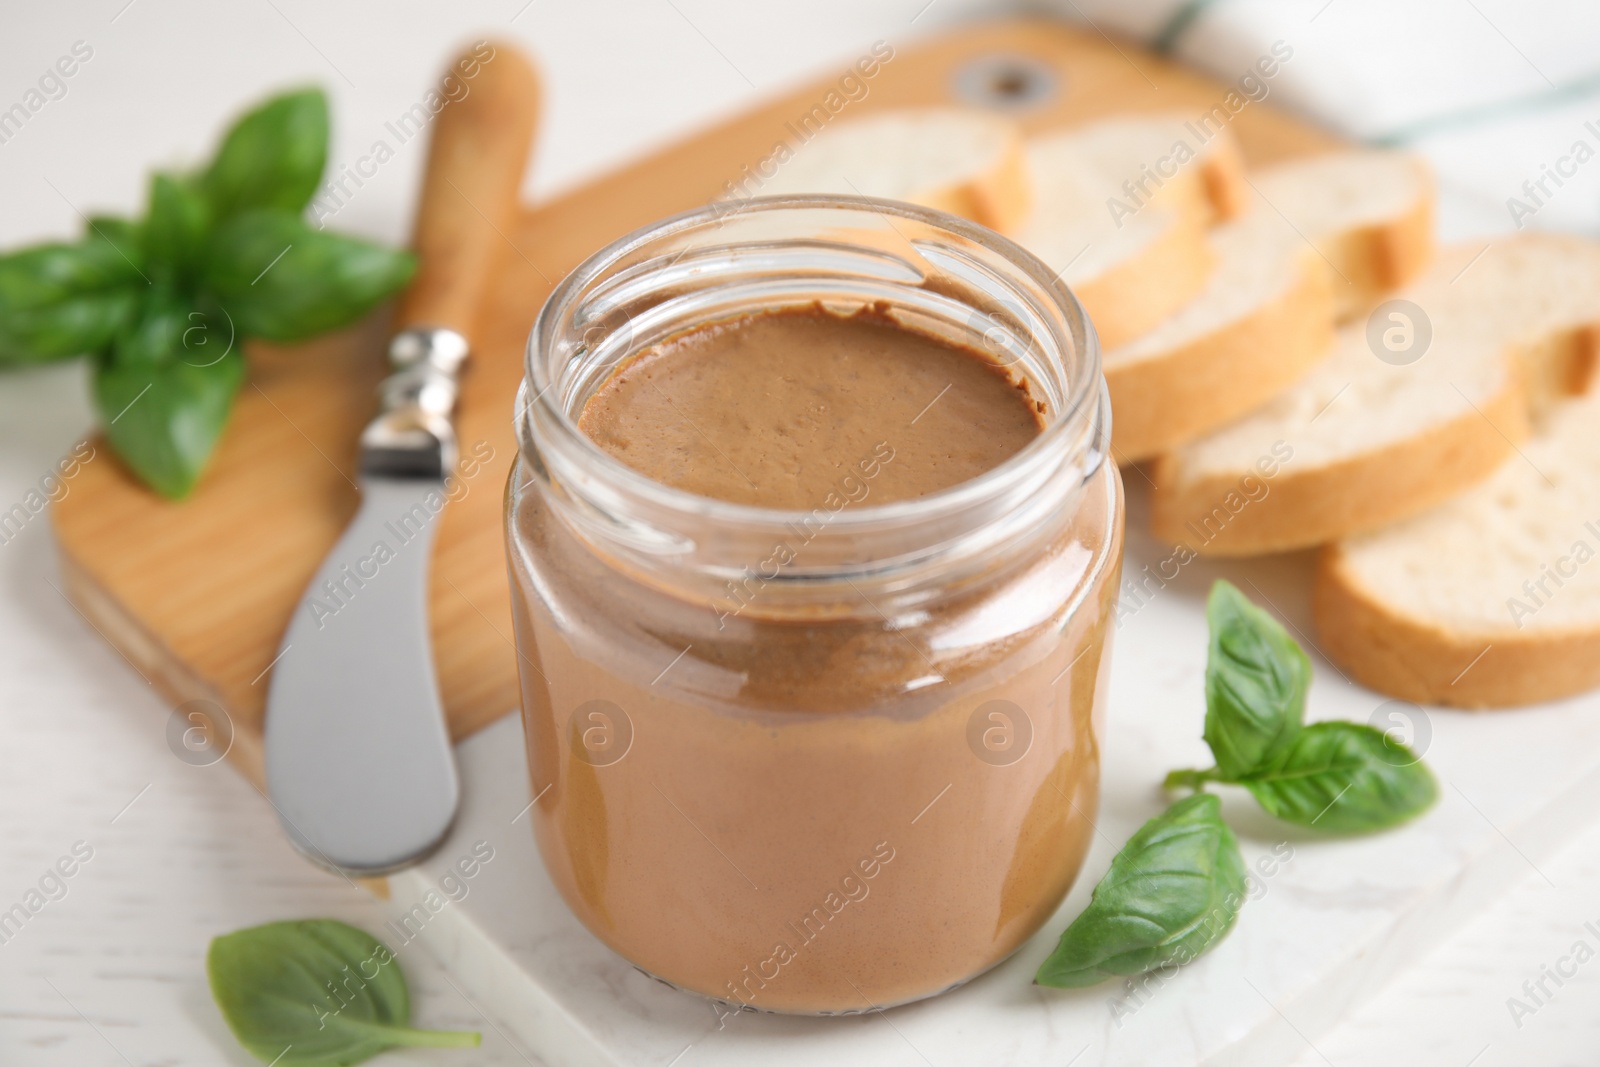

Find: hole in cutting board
[950,54,1059,111]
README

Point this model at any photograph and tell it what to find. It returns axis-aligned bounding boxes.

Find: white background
[2,1,1599,1064]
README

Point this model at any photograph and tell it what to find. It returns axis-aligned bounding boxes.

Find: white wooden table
[2,2,1597,1064]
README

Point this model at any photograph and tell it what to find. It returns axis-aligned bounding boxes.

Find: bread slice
[1103,150,1430,463]
[1010,115,1246,349]
[1252,151,1434,318]
[1039,112,1250,226]
[755,107,1029,232]
[1150,234,1600,556]
[1315,389,1600,707]
[1100,185,1330,461]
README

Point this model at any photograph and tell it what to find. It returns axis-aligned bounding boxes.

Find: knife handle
[362,42,539,480]
[394,39,541,336]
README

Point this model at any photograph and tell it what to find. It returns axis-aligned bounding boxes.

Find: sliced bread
[1150,234,1600,556]
[754,107,1029,232]
[1315,388,1600,708]
[1010,115,1246,348]
[1104,149,1430,463]
[1104,203,1334,463]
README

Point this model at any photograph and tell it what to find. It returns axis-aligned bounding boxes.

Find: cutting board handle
[394,39,541,337]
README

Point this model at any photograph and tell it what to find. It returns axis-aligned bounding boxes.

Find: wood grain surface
[50,18,1340,785]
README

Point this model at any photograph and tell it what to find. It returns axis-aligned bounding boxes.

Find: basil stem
[1162,766,1221,792]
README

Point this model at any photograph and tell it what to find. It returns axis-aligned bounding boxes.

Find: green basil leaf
[0,232,143,311]
[1203,580,1310,780]
[207,919,480,1066]
[0,228,146,363]
[1035,793,1247,988]
[1241,722,1437,833]
[201,88,329,219]
[94,297,244,499]
[205,210,414,342]
[144,172,212,285]
[0,291,140,365]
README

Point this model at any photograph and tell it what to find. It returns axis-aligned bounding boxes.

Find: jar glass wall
[505,196,1124,1014]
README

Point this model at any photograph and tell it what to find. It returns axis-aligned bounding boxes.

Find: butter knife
[265,41,540,876]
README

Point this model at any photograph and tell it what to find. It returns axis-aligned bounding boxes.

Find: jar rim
[522,193,1105,534]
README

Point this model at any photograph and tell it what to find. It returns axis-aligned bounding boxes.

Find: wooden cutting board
[50,18,1340,786]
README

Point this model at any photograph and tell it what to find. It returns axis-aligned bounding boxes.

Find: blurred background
[4,1,1600,1063]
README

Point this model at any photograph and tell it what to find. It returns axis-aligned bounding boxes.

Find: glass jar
[505,196,1123,1015]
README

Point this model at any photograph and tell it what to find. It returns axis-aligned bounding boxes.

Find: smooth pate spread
[509,301,1118,1013]
[577,303,1045,508]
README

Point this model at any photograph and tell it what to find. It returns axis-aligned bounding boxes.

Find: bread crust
[927,130,1032,233]
[1077,211,1215,350]
[1325,158,1436,320]
[1107,250,1336,463]
[1149,373,1530,555]
[1314,544,1600,708]
[1136,130,1248,224]
[1196,133,1250,222]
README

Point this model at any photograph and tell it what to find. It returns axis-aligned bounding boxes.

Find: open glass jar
[505,196,1123,1015]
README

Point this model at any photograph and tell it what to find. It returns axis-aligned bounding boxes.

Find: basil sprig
[1172,580,1437,832]
[208,919,479,1066]
[1037,580,1436,989]
[0,88,415,497]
